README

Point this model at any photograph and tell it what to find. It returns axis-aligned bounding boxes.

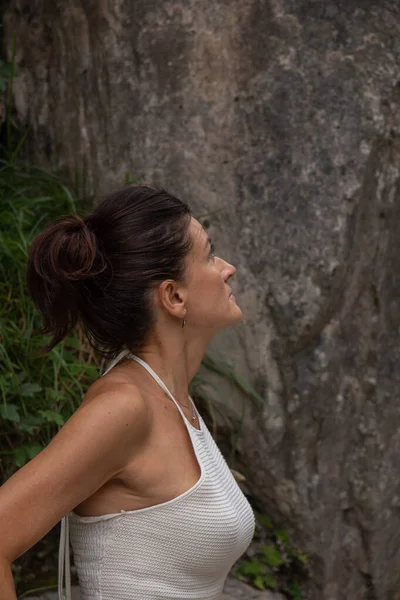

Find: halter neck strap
[128,354,198,427]
[102,348,131,376]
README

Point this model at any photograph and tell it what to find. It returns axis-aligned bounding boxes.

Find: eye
[209,243,216,260]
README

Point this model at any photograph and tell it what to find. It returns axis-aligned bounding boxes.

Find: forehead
[189,217,209,247]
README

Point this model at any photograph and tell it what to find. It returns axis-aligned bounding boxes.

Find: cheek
[191,278,219,307]
[188,266,224,307]
[211,276,227,304]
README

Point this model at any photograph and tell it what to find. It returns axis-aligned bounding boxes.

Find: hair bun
[56,215,98,281]
[29,214,104,283]
[27,213,107,349]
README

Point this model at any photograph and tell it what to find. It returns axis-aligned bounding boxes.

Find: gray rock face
[221,577,286,600]
[27,578,285,600]
[4,1,400,598]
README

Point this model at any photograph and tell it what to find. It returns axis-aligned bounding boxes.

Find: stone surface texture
[3,1,400,598]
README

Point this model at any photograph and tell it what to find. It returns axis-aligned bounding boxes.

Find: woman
[0,185,255,599]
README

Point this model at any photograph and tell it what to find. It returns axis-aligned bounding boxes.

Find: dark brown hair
[27,185,192,358]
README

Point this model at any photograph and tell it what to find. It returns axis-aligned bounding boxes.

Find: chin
[210,300,244,334]
[227,301,243,325]
[232,306,243,323]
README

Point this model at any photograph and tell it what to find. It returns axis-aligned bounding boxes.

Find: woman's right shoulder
[77,369,152,433]
[0,370,152,563]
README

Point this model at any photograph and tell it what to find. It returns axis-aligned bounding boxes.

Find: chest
[71,418,256,587]
[119,410,202,505]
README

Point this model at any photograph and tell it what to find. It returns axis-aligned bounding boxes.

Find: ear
[157,280,187,320]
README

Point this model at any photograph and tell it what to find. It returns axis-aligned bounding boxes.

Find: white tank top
[58,352,255,600]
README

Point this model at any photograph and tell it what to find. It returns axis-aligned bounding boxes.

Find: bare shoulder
[70,371,152,446]
[82,370,147,410]
[0,369,152,562]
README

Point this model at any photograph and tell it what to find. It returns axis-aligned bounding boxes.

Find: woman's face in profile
[183,217,242,334]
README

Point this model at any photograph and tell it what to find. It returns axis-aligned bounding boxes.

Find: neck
[131,325,212,403]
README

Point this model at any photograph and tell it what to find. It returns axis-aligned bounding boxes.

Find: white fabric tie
[58,515,72,600]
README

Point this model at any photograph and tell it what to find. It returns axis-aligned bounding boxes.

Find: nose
[220,258,236,281]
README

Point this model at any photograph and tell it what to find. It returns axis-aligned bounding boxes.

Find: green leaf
[12,443,43,467]
[261,545,284,567]
[253,575,265,590]
[38,409,65,427]
[0,403,20,422]
[236,558,264,577]
[257,514,273,529]
[46,389,65,403]
[288,581,303,599]
[20,382,42,396]
[82,364,98,379]
[13,446,28,467]
[19,414,46,434]
[264,572,278,590]
[275,529,289,546]
[297,551,308,565]
[64,336,82,349]
[61,349,76,363]
[25,443,43,459]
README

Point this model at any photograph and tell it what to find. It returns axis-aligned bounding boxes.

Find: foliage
[200,354,265,405]
[0,39,99,485]
[0,158,102,480]
[234,512,309,599]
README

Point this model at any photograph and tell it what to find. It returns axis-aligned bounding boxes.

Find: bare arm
[0,556,16,599]
[0,381,150,597]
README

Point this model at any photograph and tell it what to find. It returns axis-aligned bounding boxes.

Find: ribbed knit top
[58,353,255,600]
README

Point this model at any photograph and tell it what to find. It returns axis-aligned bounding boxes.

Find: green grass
[0,159,101,480]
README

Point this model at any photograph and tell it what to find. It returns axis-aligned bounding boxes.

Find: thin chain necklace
[183,395,197,422]
[165,390,197,421]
